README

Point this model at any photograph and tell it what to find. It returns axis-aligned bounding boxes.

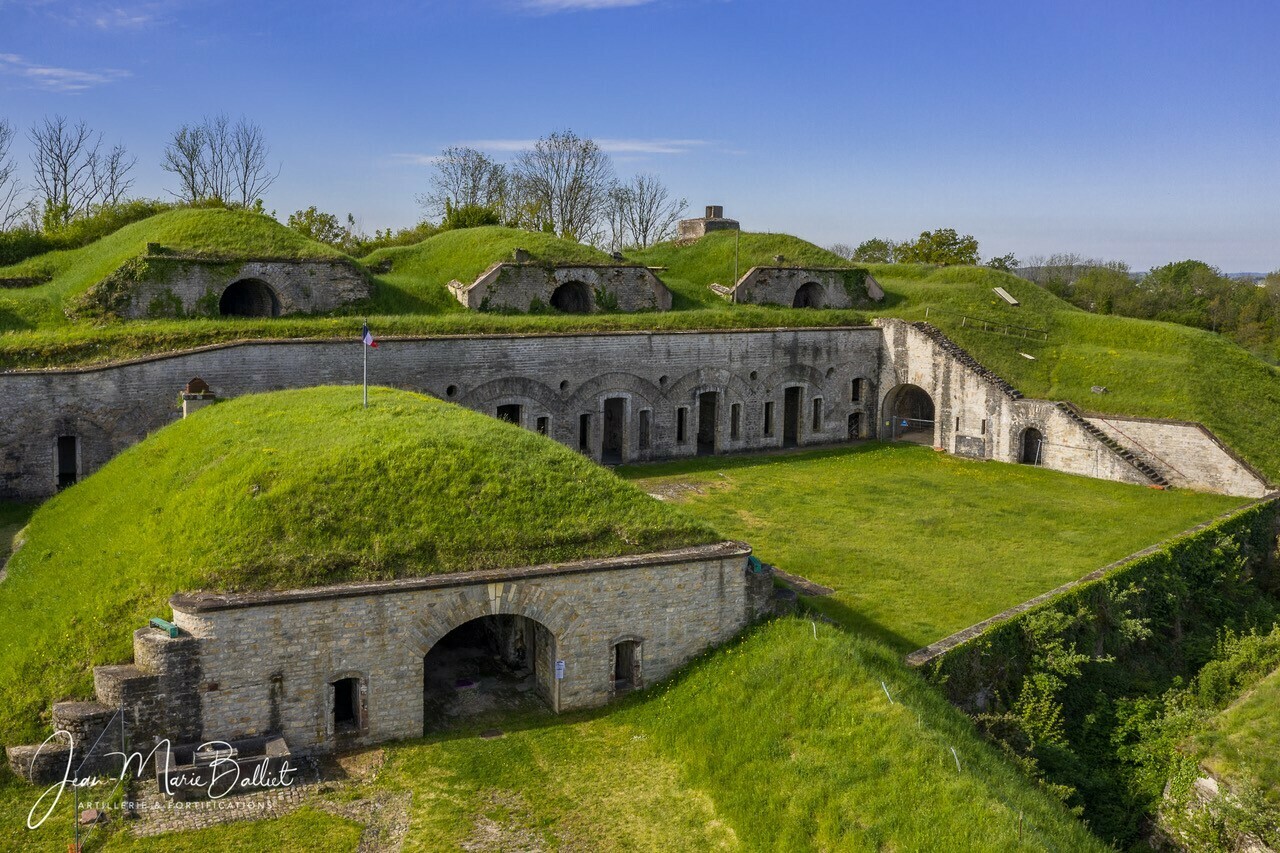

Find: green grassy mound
[627,230,856,309]
[0,386,716,745]
[0,208,345,331]
[362,225,616,313]
[375,618,1106,850]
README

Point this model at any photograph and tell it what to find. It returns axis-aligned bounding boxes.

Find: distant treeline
[1020,254,1280,361]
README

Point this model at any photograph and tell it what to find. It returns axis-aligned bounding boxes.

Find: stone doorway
[783,387,802,448]
[883,384,935,444]
[602,397,626,464]
[793,281,823,308]
[697,391,718,456]
[550,281,592,314]
[422,615,555,733]
[219,278,280,317]
[613,640,641,692]
[1021,427,1045,465]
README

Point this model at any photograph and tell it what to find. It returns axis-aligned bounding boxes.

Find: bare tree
[28,116,100,227]
[613,173,685,249]
[0,118,26,230]
[161,114,276,206]
[88,143,136,206]
[512,130,615,243]
[826,243,854,260]
[230,117,277,207]
[161,123,206,203]
[604,183,632,253]
[417,146,508,219]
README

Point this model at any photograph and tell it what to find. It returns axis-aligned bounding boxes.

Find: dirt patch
[645,475,733,503]
[461,791,547,852]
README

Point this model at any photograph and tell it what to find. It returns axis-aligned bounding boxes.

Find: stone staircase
[1054,402,1169,487]
[910,322,1024,400]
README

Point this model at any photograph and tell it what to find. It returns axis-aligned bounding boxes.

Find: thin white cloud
[389,153,445,166]
[459,138,709,155]
[519,0,656,12]
[92,6,156,28]
[0,53,130,92]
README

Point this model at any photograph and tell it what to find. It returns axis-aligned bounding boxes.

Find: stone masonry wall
[0,327,883,500]
[1086,415,1271,497]
[112,257,371,319]
[729,266,884,309]
[449,263,673,313]
[875,319,1155,486]
[167,542,756,752]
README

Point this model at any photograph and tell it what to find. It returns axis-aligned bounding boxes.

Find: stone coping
[143,254,356,266]
[171,540,752,613]
[904,496,1279,667]
[1,326,877,376]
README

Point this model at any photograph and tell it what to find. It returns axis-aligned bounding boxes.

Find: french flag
[361,323,378,348]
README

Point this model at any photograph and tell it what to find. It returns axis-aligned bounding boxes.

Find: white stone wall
[729,266,884,308]
[1087,415,1271,497]
[115,258,371,319]
[449,263,673,313]
[168,543,755,751]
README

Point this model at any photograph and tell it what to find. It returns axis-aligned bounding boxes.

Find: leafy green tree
[850,237,896,263]
[895,228,980,265]
[286,206,353,248]
[440,201,501,231]
[986,252,1019,271]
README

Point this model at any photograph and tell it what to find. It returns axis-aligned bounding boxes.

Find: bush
[0,199,175,266]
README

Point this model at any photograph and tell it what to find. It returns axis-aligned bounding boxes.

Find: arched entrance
[422,614,556,732]
[883,383,935,443]
[550,281,592,314]
[1021,427,1045,465]
[792,282,823,308]
[219,278,280,317]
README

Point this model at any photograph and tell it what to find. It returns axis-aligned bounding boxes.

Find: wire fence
[924,306,1049,340]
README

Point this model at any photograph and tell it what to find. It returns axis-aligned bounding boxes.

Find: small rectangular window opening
[764,402,775,436]
[676,407,688,443]
[536,416,549,435]
[639,410,652,450]
[730,403,742,440]
[812,398,823,432]
[579,413,591,450]
[956,416,961,432]
[851,379,862,402]
[981,419,987,435]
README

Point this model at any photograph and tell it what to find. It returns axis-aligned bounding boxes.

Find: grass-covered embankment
[0,208,345,331]
[0,387,717,748]
[627,230,857,308]
[622,443,1243,651]
[374,617,1106,851]
[362,225,616,314]
[1195,648,1280,805]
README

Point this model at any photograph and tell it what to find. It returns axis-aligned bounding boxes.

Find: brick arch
[455,376,561,412]
[759,363,828,396]
[565,372,664,409]
[405,581,583,658]
[665,366,754,404]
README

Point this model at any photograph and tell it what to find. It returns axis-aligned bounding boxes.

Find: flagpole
[362,318,368,409]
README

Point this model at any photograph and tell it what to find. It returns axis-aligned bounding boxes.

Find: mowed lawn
[621,443,1244,652]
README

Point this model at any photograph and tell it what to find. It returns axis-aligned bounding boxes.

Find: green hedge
[921,498,1280,845]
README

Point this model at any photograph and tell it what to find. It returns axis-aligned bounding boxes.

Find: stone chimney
[706,205,724,219]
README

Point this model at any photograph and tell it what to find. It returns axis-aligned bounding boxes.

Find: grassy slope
[626,230,856,309]
[0,621,1104,851]
[0,387,716,746]
[862,264,1280,480]
[623,444,1242,652]
[362,225,616,313]
[0,502,33,567]
[375,619,1104,851]
[0,208,344,331]
[1195,665,1280,803]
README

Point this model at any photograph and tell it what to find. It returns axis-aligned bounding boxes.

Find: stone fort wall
[0,322,1265,500]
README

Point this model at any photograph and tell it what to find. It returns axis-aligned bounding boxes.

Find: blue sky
[2,0,1278,270]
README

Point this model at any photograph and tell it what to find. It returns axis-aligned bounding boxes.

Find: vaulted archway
[219,278,280,317]
[882,383,936,443]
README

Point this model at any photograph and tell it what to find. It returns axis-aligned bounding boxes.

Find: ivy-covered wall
[921,498,1280,845]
